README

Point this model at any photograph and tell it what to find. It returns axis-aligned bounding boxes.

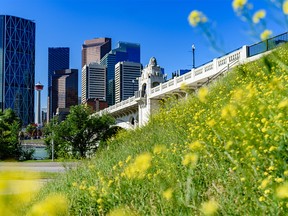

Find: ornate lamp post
[192,44,196,69]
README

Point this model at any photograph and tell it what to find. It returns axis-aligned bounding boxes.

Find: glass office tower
[0,15,35,125]
[100,42,140,105]
[47,47,69,121]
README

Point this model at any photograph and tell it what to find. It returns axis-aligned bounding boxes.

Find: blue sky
[1,0,286,108]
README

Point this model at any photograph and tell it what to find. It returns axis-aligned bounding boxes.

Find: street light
[192,44,196,69]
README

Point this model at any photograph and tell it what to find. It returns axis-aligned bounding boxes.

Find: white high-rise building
[115,61,141,103]
[81,62,106,104]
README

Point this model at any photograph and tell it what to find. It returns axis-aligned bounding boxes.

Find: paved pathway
[0,162,78,172]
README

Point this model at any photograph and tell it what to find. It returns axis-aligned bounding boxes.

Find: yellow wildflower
[252,10,266,24]
[260,30,272,41]
[107,207,136,216]
[221,104,237,120]
[284,170,288,176]
[163,188,173,200]
[276,183,288,199]
[182,153,198,167]
[232,0,247,11]
[188,10,207,27]
[200,200,219,216]
[198,87,209,103]
[259,196,265,202]
[278,99,288,109]
[283,0,288,14]
[124,152,152,179]
[275,178,284,183]
[153,145,166,154]
[260,179,269,189]
[125,155,132,163]
[269,146,277,152]
[118,161,123,167]
[189,140,203,151]
[264,189,270,195]
[27,194,68,216]
[207,119,216,127]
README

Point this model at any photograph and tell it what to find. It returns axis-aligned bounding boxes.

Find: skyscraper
[51,69,78,117]
[0,15,35,125]
[100,41,140,105]
[47,47,69,120]
[82,38,111,68]
[115,61,141,103]
[81,63,106,104]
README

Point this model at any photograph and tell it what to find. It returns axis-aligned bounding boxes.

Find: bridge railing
[98,96,136,115]
[150,46,244,96]
[248,31,288,57]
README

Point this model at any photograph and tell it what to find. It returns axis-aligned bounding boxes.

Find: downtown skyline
[1,0,286,109]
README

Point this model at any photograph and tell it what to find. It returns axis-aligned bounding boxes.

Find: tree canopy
[0,109,22,160]
[45,105,115,159]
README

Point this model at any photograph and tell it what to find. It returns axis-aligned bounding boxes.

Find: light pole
[192,44,196,69]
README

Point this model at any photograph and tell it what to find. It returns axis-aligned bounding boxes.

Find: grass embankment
[25,46,288,215]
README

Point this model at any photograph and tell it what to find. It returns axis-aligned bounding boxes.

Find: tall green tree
[0,109,22,160]
[45,105,115,158]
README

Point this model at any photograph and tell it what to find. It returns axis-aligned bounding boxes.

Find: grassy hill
[24,45,288,215]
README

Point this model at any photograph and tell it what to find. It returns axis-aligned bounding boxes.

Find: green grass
[19,45,288,215]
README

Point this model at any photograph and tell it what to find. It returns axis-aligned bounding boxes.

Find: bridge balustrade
[248,32,288,57]
[98,32,288,118]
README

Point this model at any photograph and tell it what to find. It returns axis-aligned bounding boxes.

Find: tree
[45,105,115,158]
[0,109,22,160]
[26,123,37,139]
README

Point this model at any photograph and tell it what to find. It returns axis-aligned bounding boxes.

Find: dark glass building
[51,69,78,119]
[100,42,140,105]
[48,47,69,120]
[0,15,35,125]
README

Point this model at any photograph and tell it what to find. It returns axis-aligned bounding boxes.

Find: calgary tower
[35,82,44,126]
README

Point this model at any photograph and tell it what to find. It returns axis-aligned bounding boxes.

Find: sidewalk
[0,162,78,172]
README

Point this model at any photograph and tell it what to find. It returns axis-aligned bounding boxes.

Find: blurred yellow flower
[276,183,288,199]
[189,140,203,151]
[198,87,209,103]
[278,99,288,109]
[232,0,247,11]
[252,10,266,24]
[283,0,288,14]
[260,30,272,41]
[188,10,207,27]
[260,179,269,189]
[153,145,166,154]
[275,177,284,183]
[259,196,265,202]
[207,119,216,127]
[182,153,198,167]
[163,188,173,200]
[108,207,136,216]
[221,104,237,120]
[200,200,219,215]
[28,194,68,216]
[124,152,152,179]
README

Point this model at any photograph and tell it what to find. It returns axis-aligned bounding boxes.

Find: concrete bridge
[98,32,288,129]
